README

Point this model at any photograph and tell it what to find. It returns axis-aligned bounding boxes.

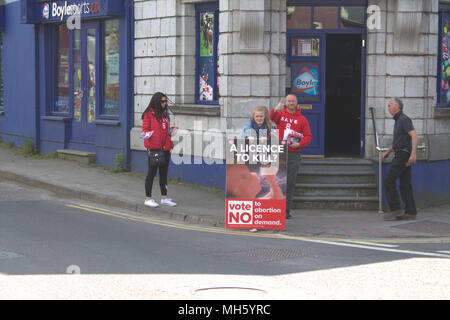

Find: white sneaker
[249,229,258,232]
[144,199,159,208]
[160,198,177,207]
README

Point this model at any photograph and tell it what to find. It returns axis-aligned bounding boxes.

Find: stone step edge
[293,196,378,202]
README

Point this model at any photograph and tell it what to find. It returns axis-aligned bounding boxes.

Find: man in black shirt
[382,98,418,221]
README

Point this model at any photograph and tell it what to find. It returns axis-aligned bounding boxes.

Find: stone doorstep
[56,149,96,165]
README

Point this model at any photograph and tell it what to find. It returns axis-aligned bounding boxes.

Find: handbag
[148,149,166,166]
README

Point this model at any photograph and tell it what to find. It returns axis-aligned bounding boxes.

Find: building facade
[131,0,450,206]
[0,0,449,207]
[0,0,134,168]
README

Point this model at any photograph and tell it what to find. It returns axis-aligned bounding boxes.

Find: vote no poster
[225,138,287,230]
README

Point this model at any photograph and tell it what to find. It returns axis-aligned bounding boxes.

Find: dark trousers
[145,151,171,198]
[384,151,417,215]
[286,151,301,214]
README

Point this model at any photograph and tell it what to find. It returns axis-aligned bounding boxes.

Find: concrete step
[57,149,96,165]
[293,158,378,210]
[294,183,377,197]
[292,196,379,210]
[301,158,374,172]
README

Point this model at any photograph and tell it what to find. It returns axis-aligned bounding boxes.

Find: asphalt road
[0,179,449,299]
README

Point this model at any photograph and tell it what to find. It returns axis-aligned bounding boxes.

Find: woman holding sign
[230,106,284,231]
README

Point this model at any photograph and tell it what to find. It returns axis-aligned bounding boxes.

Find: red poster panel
[225,139,287,230]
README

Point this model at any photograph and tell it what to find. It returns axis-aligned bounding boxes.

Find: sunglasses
[161,100,168,103]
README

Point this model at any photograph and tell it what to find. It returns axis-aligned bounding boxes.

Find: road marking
[65,204,450,249]
[309,239,450,259]
[344,241,398,248]
[437,251,450,254]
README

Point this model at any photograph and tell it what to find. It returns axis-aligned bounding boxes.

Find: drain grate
[209,247,317,263]
[392,221,450,236]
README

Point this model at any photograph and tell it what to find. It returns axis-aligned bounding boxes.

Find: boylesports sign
[40,1,102,22]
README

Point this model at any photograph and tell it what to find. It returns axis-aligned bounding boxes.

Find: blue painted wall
[374,160,450,209]
[131,150,226,190]
[0,1,37,146]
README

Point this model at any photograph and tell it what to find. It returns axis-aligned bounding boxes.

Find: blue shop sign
[20,0,124,24]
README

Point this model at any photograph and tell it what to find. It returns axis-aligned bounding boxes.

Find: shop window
[51,20,120,117]
[438,4,450,107]
[286,3,365,31]
[196,3,219,104]
[0,32,4,112]
[103,20,120,116]
[53,25,70,113]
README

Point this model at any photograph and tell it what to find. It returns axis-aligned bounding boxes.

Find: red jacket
[142,111,173,151]
[270,107,312,152]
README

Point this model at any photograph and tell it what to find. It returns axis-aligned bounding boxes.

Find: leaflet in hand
[283,128,303,144]
[140,131,153,140]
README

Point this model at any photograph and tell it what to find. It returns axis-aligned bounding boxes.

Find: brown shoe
[383,209,402,221]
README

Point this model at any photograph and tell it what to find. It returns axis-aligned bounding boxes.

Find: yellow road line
[65,204,450,244]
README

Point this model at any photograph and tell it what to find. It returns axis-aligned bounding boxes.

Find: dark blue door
[288,34,326,156]
[71,22,100,144]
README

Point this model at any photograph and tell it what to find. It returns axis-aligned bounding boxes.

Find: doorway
[71,22,100,144]
[325,34,362,157]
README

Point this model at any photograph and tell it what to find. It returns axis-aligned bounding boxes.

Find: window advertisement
[73,29,82,122]
[87,28,96,123]
[291,37,320,57]
[441,12,450,104]
[291,62,320,101]
[226,138,287,230]
[54,25,70,113]
[198,10,215,102]
[0,32,3,109]
[103,20,119,115]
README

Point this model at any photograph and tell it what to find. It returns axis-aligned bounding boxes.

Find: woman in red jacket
[141,92,177,208]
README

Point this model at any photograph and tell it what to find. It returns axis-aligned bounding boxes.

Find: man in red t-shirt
[270,94,312,219]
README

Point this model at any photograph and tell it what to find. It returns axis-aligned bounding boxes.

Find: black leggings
[145,151,171,198]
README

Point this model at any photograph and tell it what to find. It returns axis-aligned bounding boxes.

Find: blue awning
[21,0,124,24]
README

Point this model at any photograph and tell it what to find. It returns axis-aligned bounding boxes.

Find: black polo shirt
[392,111,415,152]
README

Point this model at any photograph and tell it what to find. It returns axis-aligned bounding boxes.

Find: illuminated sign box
[20,0,124,24]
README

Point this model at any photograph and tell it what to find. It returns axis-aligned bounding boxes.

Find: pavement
[1,145,449,241]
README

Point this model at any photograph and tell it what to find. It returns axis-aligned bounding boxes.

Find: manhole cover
[0,251,23,260]
[194,287,267,299]
[392,221,450,236]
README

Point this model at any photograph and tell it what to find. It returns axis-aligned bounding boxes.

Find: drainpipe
[125,0,134,170]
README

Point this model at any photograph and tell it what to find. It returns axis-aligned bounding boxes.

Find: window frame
[0,31,4,114]
[286,3,366,32]
[195,2,219,105]
[437,3,450,108]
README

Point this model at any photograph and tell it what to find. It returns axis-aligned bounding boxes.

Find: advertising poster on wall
[225,138,287,230]
[198,11,215,101]
[291,62,320,102]
[441,12,450,104]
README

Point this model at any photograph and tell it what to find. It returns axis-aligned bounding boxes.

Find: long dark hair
[141,92,168,122]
